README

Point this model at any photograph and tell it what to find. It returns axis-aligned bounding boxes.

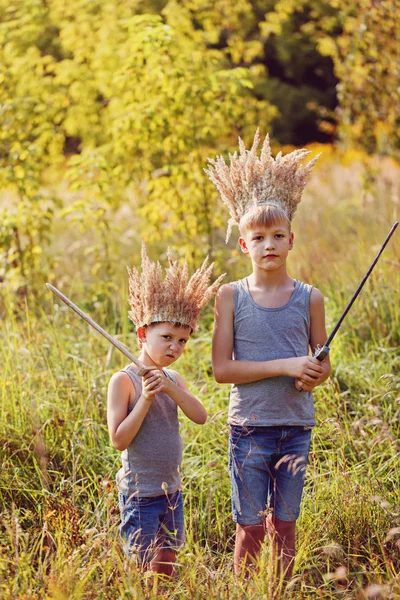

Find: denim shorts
[118,489,185,563]
[229,425,312,524]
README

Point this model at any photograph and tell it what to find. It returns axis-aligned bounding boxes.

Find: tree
[0,0,276,297]
[317,0,400,154]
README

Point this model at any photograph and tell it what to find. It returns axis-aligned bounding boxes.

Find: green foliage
[316,0,400,154]
[0,0,276,294]
[1,0,398,295]
[262,0,400,152]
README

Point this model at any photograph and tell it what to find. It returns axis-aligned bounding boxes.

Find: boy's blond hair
[205,129,319,241]
[239,204,290,237]
[127,244,224,332]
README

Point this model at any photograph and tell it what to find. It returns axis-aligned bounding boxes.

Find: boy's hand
[294,357,330,392]
[295,377,319,393]
[141,369,164,401]
[286,356,323,383]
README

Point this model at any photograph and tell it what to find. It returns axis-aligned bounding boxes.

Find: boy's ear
[239,236,250,255]
[137,326,146,342]
[289,231,294,250]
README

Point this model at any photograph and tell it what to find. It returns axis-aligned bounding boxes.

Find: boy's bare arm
[296,287,331,392]
[107,370,162,451]
[212,285,324,384]
[163,371,208,425]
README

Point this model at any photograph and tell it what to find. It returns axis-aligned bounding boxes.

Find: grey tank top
[229,278,315,427]
[116,364,182,497]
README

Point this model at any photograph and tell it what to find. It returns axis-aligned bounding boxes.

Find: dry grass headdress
[205,129,320,241]
[127,244,225,332]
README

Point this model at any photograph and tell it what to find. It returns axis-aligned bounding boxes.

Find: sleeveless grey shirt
[116,365,182,497]
[229,278,315,427]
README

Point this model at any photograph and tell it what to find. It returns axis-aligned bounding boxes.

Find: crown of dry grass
[127,245,225,331]
[205,129,320,241]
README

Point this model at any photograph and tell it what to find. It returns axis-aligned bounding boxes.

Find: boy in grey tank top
[107,244,223,577]
[206,131,331,579]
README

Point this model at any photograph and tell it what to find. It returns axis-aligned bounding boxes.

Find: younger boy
[206,131,331,578]
[107,245,223,575]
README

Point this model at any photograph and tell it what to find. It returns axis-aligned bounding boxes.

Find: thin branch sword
[46,283,150,375]
[314,221,399,361]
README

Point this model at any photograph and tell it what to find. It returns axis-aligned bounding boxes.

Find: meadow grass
[0,155,399,599]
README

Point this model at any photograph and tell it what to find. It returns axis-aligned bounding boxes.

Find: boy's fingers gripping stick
[46,283,151,376]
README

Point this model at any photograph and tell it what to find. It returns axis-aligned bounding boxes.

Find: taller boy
[207,131,331,578]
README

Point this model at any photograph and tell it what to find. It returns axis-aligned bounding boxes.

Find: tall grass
[1,155,399,598]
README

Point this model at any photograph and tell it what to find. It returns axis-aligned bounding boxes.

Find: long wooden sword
[314,221,399,362]
[46,283,150,375]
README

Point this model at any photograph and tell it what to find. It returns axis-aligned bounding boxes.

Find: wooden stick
[46,283,150,375]
[314,221,399,362]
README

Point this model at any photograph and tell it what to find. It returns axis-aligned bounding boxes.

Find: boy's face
[239,221,294,271]
[137,322,191,367]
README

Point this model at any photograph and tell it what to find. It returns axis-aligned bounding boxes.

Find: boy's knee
[266,515,296,539]
[237,522,265,541]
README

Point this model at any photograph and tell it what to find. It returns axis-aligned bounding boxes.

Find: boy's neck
[248,265,292,290]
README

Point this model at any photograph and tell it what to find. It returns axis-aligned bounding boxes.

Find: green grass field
[1,156,399,599]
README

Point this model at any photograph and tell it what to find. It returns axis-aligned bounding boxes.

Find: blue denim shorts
[229,425,312,524]
[118,489,185,563]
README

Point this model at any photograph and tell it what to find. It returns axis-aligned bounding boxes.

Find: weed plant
[0,157,399,598]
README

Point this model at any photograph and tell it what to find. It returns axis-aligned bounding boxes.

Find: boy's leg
[269,426,312,579]
[118,493,166,568]
[150,549,176,576]
[151,489,185,576]
[234,522,266,575]
[266,515,296,579]
[229,426,273,575]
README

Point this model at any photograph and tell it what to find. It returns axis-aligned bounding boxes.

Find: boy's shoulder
[165,367,178,378]
[215,281,236,307]
[293,282,325,311]
[109,365,140,386]
[217,279,244,296]
[309,286,324,305]
[164,368,184,388]
[109,370,131,384]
